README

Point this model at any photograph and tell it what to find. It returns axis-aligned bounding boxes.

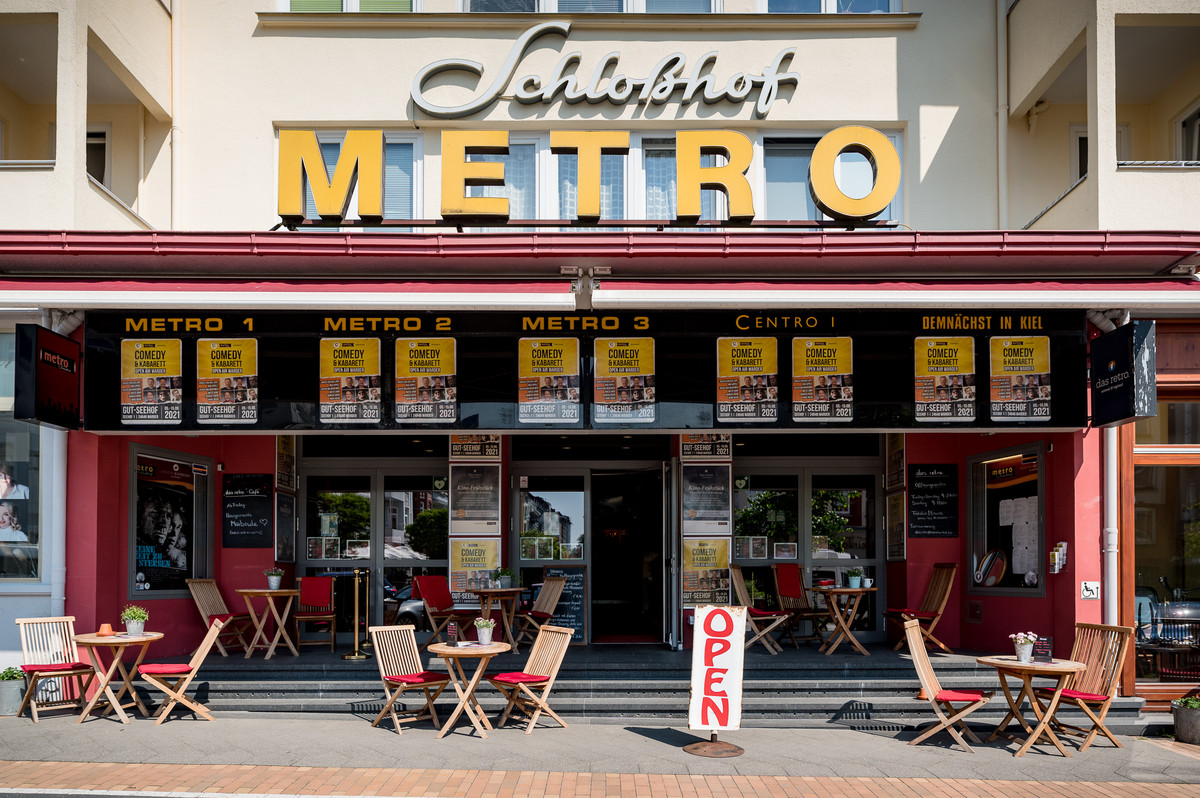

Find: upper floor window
[765,0,894,11]
[301,132,416,229]
[287,1,416,10]
[86,125,111,188]
[462,0,711,10]
[1179,102,1200,162]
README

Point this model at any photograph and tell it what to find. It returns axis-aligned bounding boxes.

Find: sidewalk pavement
[2,711,1199,798]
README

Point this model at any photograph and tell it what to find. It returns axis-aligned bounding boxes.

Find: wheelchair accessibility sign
[1081,581,1100,600]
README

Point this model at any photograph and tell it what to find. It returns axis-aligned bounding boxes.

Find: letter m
[278,130,383,224]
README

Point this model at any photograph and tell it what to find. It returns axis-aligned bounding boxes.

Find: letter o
[601,316,619,330]
[205,319,222,331]
[806,317,818,328]
[403,318,421,331]
[808,126,901,222]
[703,607,733,637]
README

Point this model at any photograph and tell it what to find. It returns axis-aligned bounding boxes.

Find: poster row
[119,335,1052,426]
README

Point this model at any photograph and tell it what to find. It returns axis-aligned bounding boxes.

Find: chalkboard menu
[907,464,958,538]
[544,565,587,644]
[222,473,275,548]
[1032,636,1054,662]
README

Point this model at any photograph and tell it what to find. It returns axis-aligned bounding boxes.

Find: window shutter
[557,0,623,11]
[361,0,413,11]
[290,0,343,11]
[645,0,710,12]
[384,142,414,220]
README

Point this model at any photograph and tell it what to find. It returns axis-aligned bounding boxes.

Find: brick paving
[1,761,1199,798]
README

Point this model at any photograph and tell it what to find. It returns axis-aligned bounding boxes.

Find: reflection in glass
[520,490,585,560]
[305,476,371,560]
[382,480,448,561]
[1134,465,1200,683]
[734,478,798,561]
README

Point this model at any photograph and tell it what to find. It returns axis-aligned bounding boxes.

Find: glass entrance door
[591,468,665,642]
[810,471,883,643]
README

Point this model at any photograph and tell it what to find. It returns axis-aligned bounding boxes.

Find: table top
[236,588,301,597]
[428,641,511,658]
[471,587,524,597]
[976,655,1086,675]
[809,586,878,595]
[74,631,164,646]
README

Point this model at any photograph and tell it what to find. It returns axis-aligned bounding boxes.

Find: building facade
[2,0,1200,707]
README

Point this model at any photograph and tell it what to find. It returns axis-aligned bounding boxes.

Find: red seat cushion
[21,661,90,674]
[138,663,193,676]
[1036,687,1108,702]
[748,607,788,618]
[936,688,986,702]
[295,611,333,619]
[490,671,548,685]
[526,610,553,620]
[384,670,447,685]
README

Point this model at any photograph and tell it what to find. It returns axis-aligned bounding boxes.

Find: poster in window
[886,490,906,561]
[680,433,731,460]
[974,452,1041,591]
[518,338,580,424]
[450,538,500,604]
[681,464,731,537]
[196,338,258,424]
[885,433,905,491]
[318,338,381,424]
[792,337,853,422]
[0,460,36,581]
[121,340,183,425]
[276,435,296,492]
[914,337,975,422]
[450,434,501,461]
[449,463,501,537]
[989,337,1051,422]
[395,338,457,424]
[682,538,730,607]
[134,454,196,591]
[275,492,296,564]
[593,337,655,423]
[716,338,778,422]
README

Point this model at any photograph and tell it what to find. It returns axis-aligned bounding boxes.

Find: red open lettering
[703,637,731,666]
[704,667,728,696]
[703,607,733,636]
[701,696,730,726]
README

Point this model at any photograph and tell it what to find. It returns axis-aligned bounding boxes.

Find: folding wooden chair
[884,562,957,653]
[904,619,993,753]
[487,624,574,734]
[294,576,336,652]
[137,618,225,725]
[368,624,450,734]
[413,575,475,652]
[771,563,827,648]
[14,616,97,722]
[1035,622,1133,751]
[729,565,790,655]
[514,576,566,647]
[186,578,252,656]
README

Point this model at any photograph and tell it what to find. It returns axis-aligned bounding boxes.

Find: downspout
[170,0,181,230]
[996,0,1008,229]
[1088,309,1125,626]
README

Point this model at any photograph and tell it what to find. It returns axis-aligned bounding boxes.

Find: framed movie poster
[275,492,296,564]
[130,448,213,596]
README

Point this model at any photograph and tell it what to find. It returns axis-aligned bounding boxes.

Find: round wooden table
[72,631,164,723]
[809,586,877,655]
[428,641,511,739]
[976,654,1087,757]
[236,588,301,659]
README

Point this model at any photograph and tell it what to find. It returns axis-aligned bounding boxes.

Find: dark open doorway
[590,468,664,643]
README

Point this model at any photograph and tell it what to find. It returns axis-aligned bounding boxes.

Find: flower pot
[0,678,24,717]
[1173,702,1200,745]
[499,576,512,589]
[1014,642,1033,663]
[848,576,862,589]
[477,627,494,645]
[267,575,282,590]
[124,620,145,636]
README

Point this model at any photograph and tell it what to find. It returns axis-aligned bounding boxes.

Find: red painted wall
[900,429,1100,657]
[66,432,282,656]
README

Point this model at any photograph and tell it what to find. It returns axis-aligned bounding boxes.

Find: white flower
[1009,631,1038,645]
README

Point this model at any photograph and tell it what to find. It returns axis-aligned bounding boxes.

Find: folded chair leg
[1078,704,1120,750]
[372,686,404,732]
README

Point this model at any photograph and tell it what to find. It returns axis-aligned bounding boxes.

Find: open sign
[688,605,746,731]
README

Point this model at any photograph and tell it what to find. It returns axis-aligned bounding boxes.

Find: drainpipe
[1088,310,1124,625]
[996,0,1008,229]
[170,0,181,229]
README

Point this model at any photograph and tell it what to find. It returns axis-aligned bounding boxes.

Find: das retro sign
[278,125,900,225]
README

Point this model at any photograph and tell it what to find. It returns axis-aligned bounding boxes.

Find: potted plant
[120,603,149,636]
[846,567,863,589]
[1009,630,1037,663]
[474,616,496,645]
[496,567,513,589]
[1172,695,1200,745]
[0,665,24,717]
[264,566,284,590]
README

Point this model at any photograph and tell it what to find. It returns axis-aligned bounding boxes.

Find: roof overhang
[0,230,1198,281]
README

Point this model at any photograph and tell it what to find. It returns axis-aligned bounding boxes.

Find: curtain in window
[361,0,413,9]
[383,142,414,220]
[764,139,819,221]
[558,153,624,222]
[291,0,342,11]
[558,0,623,10]
[469,143,536,228]
[304,140,341,220]
[644,141,718,222]
[645,0,709,11]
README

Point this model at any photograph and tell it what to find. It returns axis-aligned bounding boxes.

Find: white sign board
[688,605,746,732]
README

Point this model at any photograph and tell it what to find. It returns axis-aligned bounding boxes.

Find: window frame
[965,442,1047,598]
[1069,123,1131,181]
[457,0,721,11]
[281,1,424,11]
[1175,99,1200,163]
[757,0,898,12]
